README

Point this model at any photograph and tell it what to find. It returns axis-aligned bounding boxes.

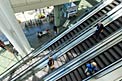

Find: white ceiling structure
[10,0,79,13]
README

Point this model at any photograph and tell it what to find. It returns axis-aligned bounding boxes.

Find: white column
[0,0,32,55]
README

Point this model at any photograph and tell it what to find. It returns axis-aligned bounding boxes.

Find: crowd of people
[24,19,42,28]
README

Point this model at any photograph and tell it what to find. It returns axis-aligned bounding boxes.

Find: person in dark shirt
[48,56,55,72]
[94,22,104,39]
[53,26,57,35]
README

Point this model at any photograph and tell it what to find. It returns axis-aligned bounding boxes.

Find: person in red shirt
[0,40,6,50]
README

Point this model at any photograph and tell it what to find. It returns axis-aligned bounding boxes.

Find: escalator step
[104,52,115,63]
[99,54,110,66]
[77,26,82,32]
[83,22,88,27]
[61,77,67,81]
[101,9,107,14]
[74,47,81,55]
[94,57,105,69]
[85,39,93,48]
[113,45,122,57]
[78,67,86,79]
[73,30,78,34]
[69,72,77,81]
[108,49,120,60]
[90,17,96,22]
[89,37,96,45]
[94,14,99,19]
[66,51,74,60]
[66,75,72,81]
[70,50,77,57]
[73,70,81,81]
[77,45,84,53]
[97,11,104,16]
[80,25,85,29]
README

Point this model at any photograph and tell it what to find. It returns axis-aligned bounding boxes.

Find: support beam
[54,5,62,27]
[0,0,32,55]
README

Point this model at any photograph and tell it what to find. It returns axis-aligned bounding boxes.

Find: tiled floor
[0,49,18,74]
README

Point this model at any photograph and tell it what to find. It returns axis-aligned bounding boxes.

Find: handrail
[43,29,122,81]
[42,10,122,80]
[0,0,112,79]
[9,4,122,81]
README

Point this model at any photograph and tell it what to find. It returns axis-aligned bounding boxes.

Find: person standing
[94,22,104,39]
[85,62,98,76]
[53,26,57,35]
[48,56,55,73]
[0,40,6,50]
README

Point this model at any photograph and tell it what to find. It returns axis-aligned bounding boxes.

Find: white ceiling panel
[10,0,26,6]
[27,0,40,4]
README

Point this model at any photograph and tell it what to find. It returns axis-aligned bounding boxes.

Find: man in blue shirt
[85,62,98,76]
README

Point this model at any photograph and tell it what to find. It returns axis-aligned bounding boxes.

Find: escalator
[23,9,122,81]
[56,41,122,81]
[1,0,121,81]
[46,0,121,51]
[42,12,122,81]
[53,16,122,68]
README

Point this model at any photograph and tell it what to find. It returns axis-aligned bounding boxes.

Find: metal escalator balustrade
[0,0,115,80]
[23,8,122,81]
[56,41,122,81]
[43,14,122,81]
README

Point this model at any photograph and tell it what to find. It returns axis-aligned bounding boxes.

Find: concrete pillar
[0,0,32,55]
[54,5,62,27]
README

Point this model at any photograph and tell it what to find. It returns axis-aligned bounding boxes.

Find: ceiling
[10,0,79,13]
